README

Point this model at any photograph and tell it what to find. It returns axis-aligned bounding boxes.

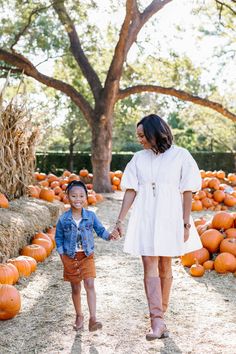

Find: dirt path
[1,193,236,354]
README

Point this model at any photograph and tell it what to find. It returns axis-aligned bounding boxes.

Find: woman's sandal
[73,314,84,331]
[88,318,103,332]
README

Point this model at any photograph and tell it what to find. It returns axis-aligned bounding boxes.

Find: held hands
[109,228,120,240]
[109,219,124,240]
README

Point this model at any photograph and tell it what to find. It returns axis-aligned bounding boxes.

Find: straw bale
[0,197,64,262]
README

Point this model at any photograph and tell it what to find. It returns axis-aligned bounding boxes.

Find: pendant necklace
[150,150,164,197]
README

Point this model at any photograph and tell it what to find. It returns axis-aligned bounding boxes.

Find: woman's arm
[183,191,192,242]
[116,189,137,236]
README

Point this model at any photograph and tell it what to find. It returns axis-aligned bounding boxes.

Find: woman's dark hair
[137,114,173,154]
[66,180,88,197]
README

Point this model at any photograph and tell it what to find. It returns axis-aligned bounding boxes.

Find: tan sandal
[88,318,103,332]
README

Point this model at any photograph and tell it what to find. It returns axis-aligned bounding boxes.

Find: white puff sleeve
[120,154,139,192]
[179,150,202,193]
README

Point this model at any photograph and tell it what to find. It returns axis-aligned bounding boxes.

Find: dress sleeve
[120,154,139,192]
[179,150,202,193]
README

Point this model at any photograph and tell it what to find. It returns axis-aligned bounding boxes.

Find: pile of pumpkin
[192,170,236,212]
[0,227,55,320]
[182,211,236,277]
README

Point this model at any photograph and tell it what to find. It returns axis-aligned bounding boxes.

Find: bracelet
[115,219,124,225]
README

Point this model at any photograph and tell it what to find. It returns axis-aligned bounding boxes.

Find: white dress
[121,145,203,256]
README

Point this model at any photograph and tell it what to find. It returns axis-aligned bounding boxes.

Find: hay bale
[0,197,64,262]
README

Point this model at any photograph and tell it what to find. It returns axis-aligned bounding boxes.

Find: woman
[115,114,202,341]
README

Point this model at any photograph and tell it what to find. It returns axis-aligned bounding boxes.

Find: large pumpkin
[200,229,224,253]
[7,258,31,277]
[17,256,37,273]
[211,211,234,230]
[0,264,15,285]
[181,248,210,267]
[0,284,21,320]
[220,238,236,257]
[5,263,20,284]
[32,238,53,256]
[214,252,236,274]
[20,244,47,262]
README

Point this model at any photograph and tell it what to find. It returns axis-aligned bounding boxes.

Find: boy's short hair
[66,180,88,196]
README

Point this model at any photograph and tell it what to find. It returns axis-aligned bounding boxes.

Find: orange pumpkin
[33,232,52,242]
[20,244,47,262]
[227,173,236,182]
[36,172,47,181]
[220,238,236,257]
[62,170,71,177]
[0,264,15,285]
[79,169,89,177]
[201,197,213,209]
[95,193,104,203]
[112,176,120,186]
[181,248,210,267]
[200,229,224,253]
[213,190,225,203]
[114,170,123,179]
[203,260,214,270]
[225,228,236,238]
[7,258,31,277]
[208,178,220,190]
[194,218,206,227]
[6,263,20,284]
[68,174,80,182]
[216,170,225,179]
[18,256,37,273]
[224,195,236,207]
[189,259,205,277]
[87,194,97,205]
[39,188,55,202]
[0,284,21,320]
[191,200,203,211]
[214,252,236,274]
[194,190,207,200]
[27,185,40,198]
[211,211,234,230]
[47,173,59,184]
[0,193,9,208]
[32,238,53,256]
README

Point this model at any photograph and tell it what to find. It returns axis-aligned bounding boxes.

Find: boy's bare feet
[88,317,103,332]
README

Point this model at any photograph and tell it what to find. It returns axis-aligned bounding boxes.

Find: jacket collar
[65,207,89,220]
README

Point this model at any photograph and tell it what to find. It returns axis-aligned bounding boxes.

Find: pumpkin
[20,244,47,262]
[39,180,49,187]
[114,170,123,179]
[0,284,21,320]
[27,185,40,198]
[46,227,56,235]
[203,260,214,270]
[225,228,236,238]
[201,197,213,209]
[190,259,205,277]
[7,258,31,277]
[47,173,59,184]
[200,229,224,253]
[39,188,55,202]
[224,195,236,207]
[0,193,9,208]
[200,170,206,178]
[213,190,225,203]
[17,256,37,273]
[33,232,52,242]
[208,178,220,190]
[181,247,210,267]
[196,224,208,236]
[211,211,234,230]
[87,194,97,205]
[228,173,236,182]
[194,190,206,200]
[62,170,71,177]
[191,200,203,211]
[50,180,60,189]
[220,238,236,257]
[32,238,53,256]
[214,252,236,274]
[216,170,226,179]
[36,172,47,181]
[79,169,89,177]
[112,176,121,186]
[194,218,206,227]
[95,193,104,203]
[0,264,15,285]
[6,263,20,284]
[68,173,80,182]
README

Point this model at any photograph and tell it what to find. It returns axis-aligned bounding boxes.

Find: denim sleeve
[55,219,65,254]
[93,213,110,241]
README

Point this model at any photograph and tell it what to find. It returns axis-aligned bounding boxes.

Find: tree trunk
[91,114,113,192]
[69,142,74,172]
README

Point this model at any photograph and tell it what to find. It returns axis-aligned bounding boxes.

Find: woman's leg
[71,282,84,330]
[158,257,173,313]
[83,278,102,331]
[142,256,168,340]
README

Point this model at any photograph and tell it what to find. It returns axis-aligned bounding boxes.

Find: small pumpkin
[0,284,21,320]
[39,188,55,202]
[224,195,236,207]
[112,176,121,186]
[0,193,9,208]
[190,259,205,277]
[79,169,89,177]
[203,260,214,270]
[181,247,210,267]
[213,190,225,203]
[191,200,203,211]
[20,244,47,262]
[211,211,234,230]
[214,252,236,274]
[194,218,206,227]
[200,229,224,253]
[220,238,236,257]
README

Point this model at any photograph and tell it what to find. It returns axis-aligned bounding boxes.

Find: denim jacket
[55,208,110,258]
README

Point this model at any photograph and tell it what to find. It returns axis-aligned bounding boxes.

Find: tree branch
[215,0,236,16]
[118,85,236,122]
[10,4,53,50]
[0,49,94,124]
[52,0,102,101]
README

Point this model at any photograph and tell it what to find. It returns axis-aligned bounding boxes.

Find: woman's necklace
[150,151,164,197]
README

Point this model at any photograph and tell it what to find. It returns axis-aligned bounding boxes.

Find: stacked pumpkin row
[0,227,56,320]
[29,169,104,206]
[192,170,236,212]
[182,211,236,277]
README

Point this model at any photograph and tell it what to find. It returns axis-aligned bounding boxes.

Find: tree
[0,0,236,191]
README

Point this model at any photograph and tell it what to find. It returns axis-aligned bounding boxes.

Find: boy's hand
[109,228,120,240]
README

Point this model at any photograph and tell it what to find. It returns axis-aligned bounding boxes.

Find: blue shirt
[55,208,110,258]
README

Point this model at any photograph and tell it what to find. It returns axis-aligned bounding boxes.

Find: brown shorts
[62,252,96,283]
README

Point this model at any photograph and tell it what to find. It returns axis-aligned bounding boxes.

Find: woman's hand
[115,219,124,237]
[109,228,120,240]
[184,228,190,242]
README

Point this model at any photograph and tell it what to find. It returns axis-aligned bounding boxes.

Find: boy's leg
[83,278,102,331]
[71,282,84,330]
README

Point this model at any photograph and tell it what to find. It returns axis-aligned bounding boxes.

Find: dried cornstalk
[0,76,39,199]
